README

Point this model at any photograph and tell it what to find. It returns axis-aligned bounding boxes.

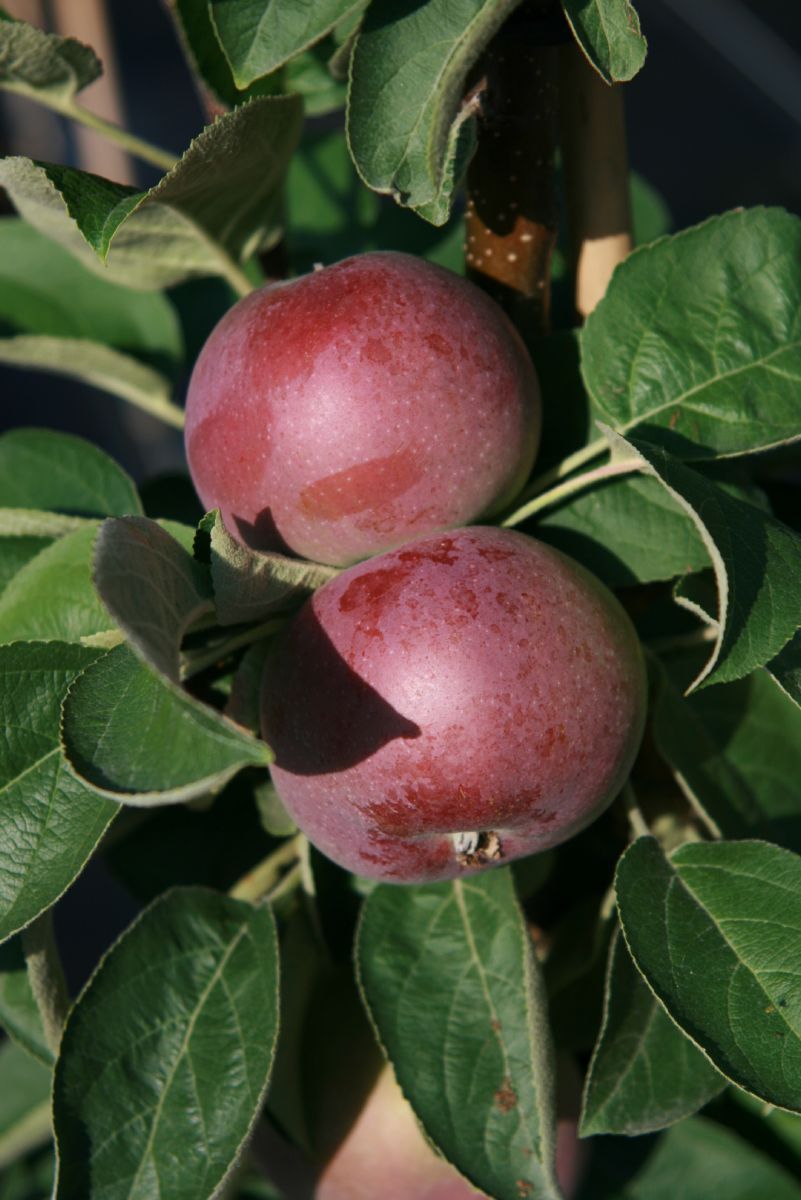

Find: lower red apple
[261,526,646,883]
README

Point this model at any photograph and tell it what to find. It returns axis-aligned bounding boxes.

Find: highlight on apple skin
[184,252,541,567]
[260,526,647,883]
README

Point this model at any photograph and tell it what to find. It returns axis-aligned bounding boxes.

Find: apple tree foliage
[1,2,801,1199]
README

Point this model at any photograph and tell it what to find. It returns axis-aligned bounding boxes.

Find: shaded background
[1,0,800,990]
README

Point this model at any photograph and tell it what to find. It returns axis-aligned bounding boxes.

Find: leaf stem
[621,782,649,841]
[229,833,305,903]
[181,618,285,679]
[647,626,718,655]
[508,435,609,511]
[21,911,70,1056]
[57,98,177,172]
[501,457,639,528]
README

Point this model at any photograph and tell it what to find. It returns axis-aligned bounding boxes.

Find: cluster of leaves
[2,3,801,1200]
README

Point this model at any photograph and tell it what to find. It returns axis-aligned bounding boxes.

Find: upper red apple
[261,526,647,882]
[184,252,540,566]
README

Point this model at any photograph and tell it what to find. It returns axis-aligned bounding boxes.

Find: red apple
[184,252,540,566]
[261,526,646,882]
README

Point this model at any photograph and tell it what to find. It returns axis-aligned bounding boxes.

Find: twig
[501,457,639,527]
[229,833,305,903]
[21,910,70,1056]
[621,781,649,841]
[181,618,285,680]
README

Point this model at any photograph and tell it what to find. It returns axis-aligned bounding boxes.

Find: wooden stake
[464,4,565,338]
[558,44,633,317]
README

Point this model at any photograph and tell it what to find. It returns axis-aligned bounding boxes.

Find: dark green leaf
[53,888,279,1200]
[0,96,302,290]
[581,928,724,1136]
[561,0,647,84]
[206,509,335,626]
[609,431,801,688]
[654,657,801,852]
[347,0,520,223]
[357,868,561,1200]
[61,642,271,805]
[0,11,100,104]
[0,937,50,1064]
[209,0,362,87]
[0,428,141,517]
[583,209,801,459]
[0,1041,52,1172]
[616,837,801,1113]
[0,524,116,646]
[93,517,213,681]
[0,641,117,944]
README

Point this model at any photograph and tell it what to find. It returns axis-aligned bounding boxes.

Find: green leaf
[0,537,50,596]
[0,11,100,104]
[0,641,117,945]
[0,95,303,290]
[167,0,281,107]
[581,928,724,1136]
[286,125,465,274]
[52,887,279,1200]
[0,511,91,538]
[209,0,362,87]
[616,837,801,1113]
[561,0,647,84]
[0,524,115,646]
[93,517,213,681]
[0,937,51,1065]
[0,336,183,428]
[582,209,801,459]
[347,0,520,223]
[538,474,708,588]
[654,657,801,852]
[590,1115,801,1199]
[0,427,141,517]
[0,217,183,365]
[205,509,336,626]
[61,642,271,805]
[0,1041,52,1172]
[608,431,801,689]
[357,869,561,1200]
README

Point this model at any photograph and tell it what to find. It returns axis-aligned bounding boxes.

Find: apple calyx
[452,830,503,868]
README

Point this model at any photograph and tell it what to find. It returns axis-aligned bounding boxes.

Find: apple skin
[260,526,646,883]
[184,252,540,566]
